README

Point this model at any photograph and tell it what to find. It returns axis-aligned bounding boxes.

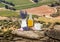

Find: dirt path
[29,0,37,4]
[30,0,34,3]
[0,7,7,11]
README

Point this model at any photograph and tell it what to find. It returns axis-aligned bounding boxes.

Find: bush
[50,13,59,17]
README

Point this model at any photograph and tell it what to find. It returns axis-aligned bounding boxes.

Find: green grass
[0,3,4,7]
[0,10,19,17]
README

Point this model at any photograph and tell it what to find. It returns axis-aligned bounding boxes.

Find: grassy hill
[0,0,58,17]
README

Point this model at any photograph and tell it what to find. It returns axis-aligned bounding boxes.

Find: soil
[25,5,57,16]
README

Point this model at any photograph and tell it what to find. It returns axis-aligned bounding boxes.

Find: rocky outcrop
[0,16,9,20]
[12,30,45,40]
[45,28,60,40]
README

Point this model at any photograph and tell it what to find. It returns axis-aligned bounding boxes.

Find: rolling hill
[0,0,58,17]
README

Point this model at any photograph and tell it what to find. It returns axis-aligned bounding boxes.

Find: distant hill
[0,0,58,10]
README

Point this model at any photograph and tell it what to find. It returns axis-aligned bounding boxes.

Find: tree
[33,0,38,3]
[5,5,16,11]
